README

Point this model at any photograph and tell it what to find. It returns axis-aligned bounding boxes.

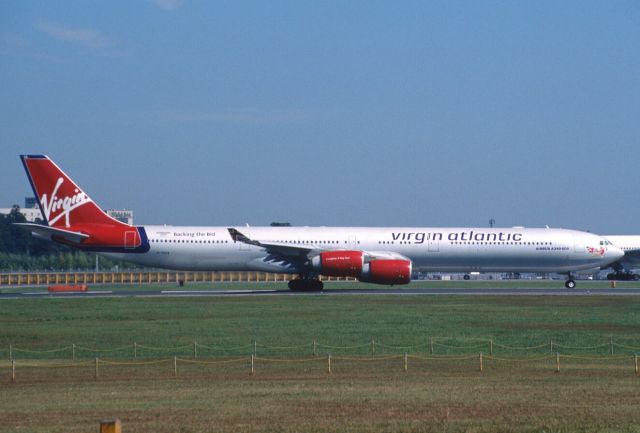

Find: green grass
[1,291,640,432]
[2,293,640,358]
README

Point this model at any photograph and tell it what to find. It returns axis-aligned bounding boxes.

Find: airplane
[601,236,640,280]
[15,154,624,291]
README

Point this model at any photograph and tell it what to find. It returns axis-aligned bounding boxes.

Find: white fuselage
[103,226,622,275]
[604,236,640,269]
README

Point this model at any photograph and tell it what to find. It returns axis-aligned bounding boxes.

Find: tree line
[0,206,141,272]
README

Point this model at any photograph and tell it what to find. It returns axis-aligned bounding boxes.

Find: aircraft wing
[228,228,315,257]
[227,228,410,261]
[13,223,90,243]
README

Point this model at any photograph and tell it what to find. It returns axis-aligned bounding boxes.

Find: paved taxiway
[2,287,640,299]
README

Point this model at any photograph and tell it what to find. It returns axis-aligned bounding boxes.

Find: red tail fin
[21,155,120,229]
[20,155,146,251]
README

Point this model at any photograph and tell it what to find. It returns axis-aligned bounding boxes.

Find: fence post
[194,342,197,359]
[479,353,483,372]
[403,353,408,372]
[430,337,433,355]
[327,353,332,374]
[555,353,560,373]
[489,339,493,356]
[11,359,15,382]
[635,354,638,376]
[173,356,177,377]
[9,344,12,360]
[95,357,99,380]
[253,340,257,357]
[313,340,317,356]
[72,344,76,361]
[134,342,137,358]
[251,354,255,375]
[100,418,121,433]
[610,336,614,356]
[550,339,553,354]
[371,338,375,357]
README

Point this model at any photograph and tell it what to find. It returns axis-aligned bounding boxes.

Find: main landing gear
[607,272,640,281]
[288,277,324,292]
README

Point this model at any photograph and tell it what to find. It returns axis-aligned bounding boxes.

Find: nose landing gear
[564,279,576,289]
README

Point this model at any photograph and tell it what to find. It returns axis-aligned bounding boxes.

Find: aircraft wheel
[463,274,470,280]
[634,274,640,281]
[288,279,323,292]
[565,279,576,289]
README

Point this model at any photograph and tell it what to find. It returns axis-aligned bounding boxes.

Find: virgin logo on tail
[40,177,91,228]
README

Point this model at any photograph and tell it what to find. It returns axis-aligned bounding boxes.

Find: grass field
[2,286,640,432]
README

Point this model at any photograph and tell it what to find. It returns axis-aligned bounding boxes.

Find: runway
[2,286,640,299]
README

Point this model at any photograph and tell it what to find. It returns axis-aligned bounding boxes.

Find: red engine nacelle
[360,259,412,285]
[311,251,363,277]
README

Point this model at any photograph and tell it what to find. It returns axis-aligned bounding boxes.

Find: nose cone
[608,245,625,262]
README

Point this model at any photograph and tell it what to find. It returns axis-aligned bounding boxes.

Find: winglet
[227,228,261,246]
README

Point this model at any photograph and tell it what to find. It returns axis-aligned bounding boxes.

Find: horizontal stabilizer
[13,223,89,243]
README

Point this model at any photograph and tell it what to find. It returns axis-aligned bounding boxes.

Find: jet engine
[360,259,412,285]
[310,251,363,277]
[311,251,411,285]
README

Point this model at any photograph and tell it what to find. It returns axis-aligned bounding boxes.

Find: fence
[6,337,640,360]
[0,271,357,286]
[2,352,639,382]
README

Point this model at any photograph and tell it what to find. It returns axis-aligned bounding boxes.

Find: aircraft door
[428,240,439,252]
[348,236,357,249]
[124,231,137,249]
[573,235,582,253]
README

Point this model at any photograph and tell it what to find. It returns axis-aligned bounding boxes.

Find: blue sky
[1,1,639,233]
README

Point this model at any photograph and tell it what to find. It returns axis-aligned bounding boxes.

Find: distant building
[106,209,134,225]
[0,206,43,222]
[0,199,134,225]
[0,197,44,222]
[24,197,38,209]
